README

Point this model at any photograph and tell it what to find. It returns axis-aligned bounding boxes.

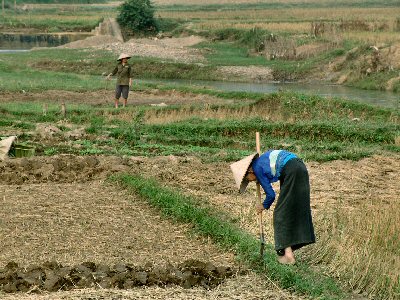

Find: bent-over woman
[230,150,315,264]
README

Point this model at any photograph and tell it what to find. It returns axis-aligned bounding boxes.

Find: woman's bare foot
[278,255,296,264]
[277,247,296,265]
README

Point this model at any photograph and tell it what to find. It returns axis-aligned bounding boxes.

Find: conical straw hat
[230,153,259,193]
[117,53,131,61]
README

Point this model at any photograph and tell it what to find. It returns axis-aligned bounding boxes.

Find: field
[1,0,400,300]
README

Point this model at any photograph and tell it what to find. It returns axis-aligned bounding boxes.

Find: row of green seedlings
[112,173,345,300]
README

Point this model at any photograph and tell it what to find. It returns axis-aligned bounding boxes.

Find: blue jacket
[252,150,297,209]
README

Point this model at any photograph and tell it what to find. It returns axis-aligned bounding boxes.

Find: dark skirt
[115,85,130,99]
[273,158,315,251]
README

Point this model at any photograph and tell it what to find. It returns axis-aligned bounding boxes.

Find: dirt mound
[0,260,235,293]
[217,65,273,82]
[57,35,121,49]
[98,36,206,63]
[0,155,130,184]
[58,34,206,63]
[382,43,400,69]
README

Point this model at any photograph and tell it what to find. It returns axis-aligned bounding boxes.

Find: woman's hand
[256,203,265,214]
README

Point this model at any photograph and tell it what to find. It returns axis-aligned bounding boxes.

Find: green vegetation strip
[112,174,344,300]
[0,88,397,162]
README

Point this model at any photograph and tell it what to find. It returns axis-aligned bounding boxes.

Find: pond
[141,79,399,109]
[0,32,92,49]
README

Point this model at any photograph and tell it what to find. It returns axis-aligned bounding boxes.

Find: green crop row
[112,173,344,299]
[145,119,397,144]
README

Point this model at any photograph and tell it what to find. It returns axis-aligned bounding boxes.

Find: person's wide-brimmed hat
[230,153,259,193]
[117,53,131,61]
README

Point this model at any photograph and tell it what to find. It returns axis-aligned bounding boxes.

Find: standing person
[107,53,134,108]
[230,150,315,264]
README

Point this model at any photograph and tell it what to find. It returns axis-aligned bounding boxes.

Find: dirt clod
[0,260,235,293]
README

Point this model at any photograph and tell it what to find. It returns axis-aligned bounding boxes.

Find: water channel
[141,79,399,109]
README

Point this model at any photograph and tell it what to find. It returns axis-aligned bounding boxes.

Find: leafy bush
[117,0,158,35]
[156,18,182,33]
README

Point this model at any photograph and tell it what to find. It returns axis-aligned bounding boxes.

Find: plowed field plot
[0,157,300,299]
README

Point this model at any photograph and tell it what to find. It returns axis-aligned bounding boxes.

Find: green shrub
[117,0,158,35]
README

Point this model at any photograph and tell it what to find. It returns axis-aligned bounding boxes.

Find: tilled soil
[0,151,398,299]
[0,156,302,299]
[1,153,398,247]
[0,180,234,266]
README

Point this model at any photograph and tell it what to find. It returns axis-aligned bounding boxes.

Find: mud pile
[0,260,235,293]
[0,155,131,184]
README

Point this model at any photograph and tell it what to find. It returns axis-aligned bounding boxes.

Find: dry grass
[314,200,400,299]
[154,0,391,5]
[307,156,400,300]
[154,0,311,4]
[159,8,400,23]
[342,31,400,44]
[4,14,101,23]
[143,104,296,125]
[196,21,310,34]
[143,150,400,299]
[161,7,400,42]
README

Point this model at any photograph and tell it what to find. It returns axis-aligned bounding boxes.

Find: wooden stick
[256,132,265,257]
[43,103,48,116]
[61,102,66,118]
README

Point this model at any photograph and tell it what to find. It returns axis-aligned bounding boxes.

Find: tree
[117,0,158,35]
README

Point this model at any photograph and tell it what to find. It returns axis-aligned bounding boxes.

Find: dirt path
[0,89,237,107]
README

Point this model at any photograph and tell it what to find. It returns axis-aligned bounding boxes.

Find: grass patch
[197,41,269,66]
[0,49,221,88]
